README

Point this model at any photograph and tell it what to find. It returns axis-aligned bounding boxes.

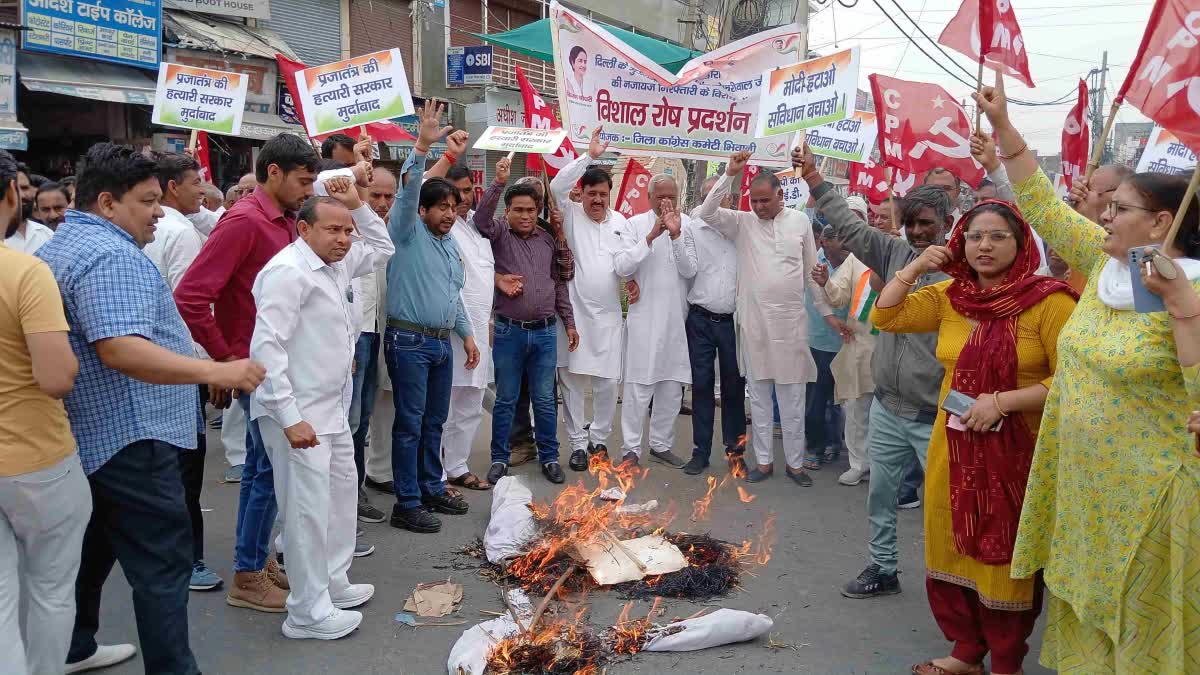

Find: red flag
[738,165,762,211]
[1060,79,1090,191]
[274,54,414,142]
[515,65,577,177]
[194,131,212,182]
[615,159,653,218]
[937,0,1035,88]
[869,74,986,188]
[1117,0,1200,153]
[850,156,915,203]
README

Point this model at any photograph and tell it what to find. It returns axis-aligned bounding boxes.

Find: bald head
[368,166,398,219]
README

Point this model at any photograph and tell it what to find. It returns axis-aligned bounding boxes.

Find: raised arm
[390,100,450,246]
[344,200,395,279]
[473,157,510,240]
[550,126,608,207]
[699,154,747,238]
[871,246,951,334]
[424,130,468,180]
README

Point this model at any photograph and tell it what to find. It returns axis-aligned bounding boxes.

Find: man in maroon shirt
[175,134,318,613]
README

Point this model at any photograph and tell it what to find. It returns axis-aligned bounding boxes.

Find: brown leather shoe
[226,570,288,613]
[266,557,289,590]
[509,442,537,467]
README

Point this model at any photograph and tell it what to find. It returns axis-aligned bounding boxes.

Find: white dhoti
[441,385,486,480]
[620,380,684,457]
[558,369,618,452]
[261,418,357,626]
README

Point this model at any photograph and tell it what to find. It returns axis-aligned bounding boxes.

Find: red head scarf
[941,200,1078,565]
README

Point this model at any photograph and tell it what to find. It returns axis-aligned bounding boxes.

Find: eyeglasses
[1105,200,1159,218]
[963,230,1015,243]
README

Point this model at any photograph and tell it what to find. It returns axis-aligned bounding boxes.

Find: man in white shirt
[33,182,69,230]
[613,174,691,469]
[5,165,52,254]
[250,184,394,641]
[549,128,626,464]
[699,150,838,486]
[677,179,745,476]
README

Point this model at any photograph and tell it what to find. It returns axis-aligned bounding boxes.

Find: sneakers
[898,492,922,509]
[542,462,565,484]
[391,505,441,533]
[189,561,223,591]
[839,467,868,486]
[332,583,375,609]
[364,476,394,494]
[841,563,902,599]
[357,489,386,523]
[568,449,589,471]
[423,492,469,515]
[222,463,244,483]
[227,569,289,612]
[266,556,289,589]
[355,527,375,558]
[65,644,137,673]
[649,448,686,468]
[683,456,709,475]
[282,608,362,640]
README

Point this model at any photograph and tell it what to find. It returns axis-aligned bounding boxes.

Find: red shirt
[175,187,295,360]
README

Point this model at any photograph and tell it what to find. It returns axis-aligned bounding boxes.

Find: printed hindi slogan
[152,63,248,136]
[294,48,415,137]
[802,110,878,163]
[1136,125,1198,176]
[472,126,570,154]
[755,47,859,138]
[550,0,805,167]
[22,0,162,69]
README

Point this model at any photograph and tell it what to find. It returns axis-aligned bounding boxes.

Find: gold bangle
[997,139,1028,160]
[993,391,1010,417]
[894,270,918,287]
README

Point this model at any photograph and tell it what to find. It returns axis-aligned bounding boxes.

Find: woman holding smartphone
[975,74,1200,673]
[871,199,1077,675]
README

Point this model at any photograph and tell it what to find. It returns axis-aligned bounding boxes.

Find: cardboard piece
[573,534,687,585]
[404,581,464,617]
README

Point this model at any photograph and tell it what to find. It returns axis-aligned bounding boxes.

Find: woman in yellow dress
[974,75,1200,673]
[872,200,1078,675]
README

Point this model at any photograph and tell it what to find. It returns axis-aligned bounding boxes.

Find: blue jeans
[684,307,745,460]
[349,331,380,487]
[234,394,275,572]
[490,319,560,465]
[865,398,932,574]
[384,327,453,511]
[805,348,843,454]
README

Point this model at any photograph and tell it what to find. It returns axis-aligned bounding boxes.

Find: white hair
[647,173,677,195]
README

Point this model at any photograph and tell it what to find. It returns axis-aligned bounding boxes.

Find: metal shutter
[262,0,342,66]
[348,0,414,85]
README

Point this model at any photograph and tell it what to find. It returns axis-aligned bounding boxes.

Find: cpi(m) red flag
[1118,0,1200,153]
[937,0,1035,88]
[869,74,986,188]
[194,131,212,182]
[274,54,414,142]
[1060,79,1090,190]
[615,159,653,218]
[850,156,916,203]
[515,65,577,177]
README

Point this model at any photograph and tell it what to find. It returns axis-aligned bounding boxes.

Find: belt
[387,318,450,340]
[689,304,733,321]
[496,314,557,330]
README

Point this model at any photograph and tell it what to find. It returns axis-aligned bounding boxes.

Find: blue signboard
[446,45,492,87]
[22,0,162,70]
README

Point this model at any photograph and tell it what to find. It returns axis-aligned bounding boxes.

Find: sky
[804,0,1156,155]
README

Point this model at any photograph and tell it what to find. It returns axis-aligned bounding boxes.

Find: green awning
[472,19,703,75]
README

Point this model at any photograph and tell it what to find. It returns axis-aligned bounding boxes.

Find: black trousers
[68,439,199,675]
[177,386,207,563]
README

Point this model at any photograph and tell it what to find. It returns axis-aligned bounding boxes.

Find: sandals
[448,472,492,491]
[822,446,841,464]
[911,661,984,675]
[801,457,822,471]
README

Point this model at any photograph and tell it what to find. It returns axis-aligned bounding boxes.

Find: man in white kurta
[250,186,393,641]
[699,151,835,485]
[549,130,626,460]
[613,175,692,468]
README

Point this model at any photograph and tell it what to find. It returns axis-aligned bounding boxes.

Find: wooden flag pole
[1165,164,1200,252]
[1085,100,1123,182]
[187,129,199,153]
[887,167,898,230]
[974,60,986,129]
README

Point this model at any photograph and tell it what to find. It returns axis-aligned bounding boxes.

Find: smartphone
[942,389,1003,432]
[1129,246,1167,314]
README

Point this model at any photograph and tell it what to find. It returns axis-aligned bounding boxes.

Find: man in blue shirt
[37,144,265,675]
[384,101,480,534]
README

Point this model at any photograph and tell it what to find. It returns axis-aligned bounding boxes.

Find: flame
[690,475,718,521]
[727,436,749,479]
[609,599,659,655]
[737,486,757,503]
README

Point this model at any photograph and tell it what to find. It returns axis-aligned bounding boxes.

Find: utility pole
[796,0,810,57]
[1091,50,1108,164]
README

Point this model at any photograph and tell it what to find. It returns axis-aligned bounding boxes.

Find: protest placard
[755,47,859,138]
[1136,125,1198,176]
[801,110,877,163]
[550,0,804,167]
[472,126,570,154]
[293,48,414,137]
[774,168,811,209]
[152,63,248,136]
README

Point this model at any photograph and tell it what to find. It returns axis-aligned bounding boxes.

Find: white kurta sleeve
[698,173,742,239]
[550,153,591,207]
[674,224,698,280]
[250,265,310,429]
[823,256,856,309]
[344,204,395,279]
[613,216,654,278]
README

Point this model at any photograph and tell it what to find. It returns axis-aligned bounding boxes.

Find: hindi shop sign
[294,48,415,137]
[1136,125,1197,176]
[153,63,248,135]
[22,0,162,69]
[755,47,859,138]
[472,126,569,154]
[550,1,804,168]
[802,110,877,164]
[166,0,269,19]
[447,45,492,86]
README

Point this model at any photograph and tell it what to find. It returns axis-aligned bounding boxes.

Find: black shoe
[568,449,589,471]
[588,442,608,459]
[619,452,640,470]
[486,462,507,485]
[841,563,901,599]
[390,506,441,533]
[898,490,922,509]
[422,492,469,515]
[364,477,394,494]
[679,402,693,416]
[542,462,565,484]
[683,456,709,475]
